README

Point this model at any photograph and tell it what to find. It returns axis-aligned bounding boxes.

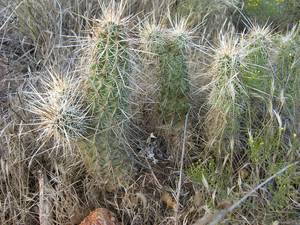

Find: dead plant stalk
[175,110,190,225]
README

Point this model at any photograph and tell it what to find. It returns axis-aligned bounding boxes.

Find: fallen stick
[38,170,51,225]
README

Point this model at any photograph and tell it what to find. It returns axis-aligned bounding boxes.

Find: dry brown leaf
[161,191,177,210]
[135,192,147,208]
[216,200,232,210]
[80,208,121,225]
[193,192,204,207]
[192,212,216,225]
[239,168,250,180]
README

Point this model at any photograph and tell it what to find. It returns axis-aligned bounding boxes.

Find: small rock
[80,208,121,225]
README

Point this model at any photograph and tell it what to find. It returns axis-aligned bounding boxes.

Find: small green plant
[267,163,298,212]
[188,157,234,208]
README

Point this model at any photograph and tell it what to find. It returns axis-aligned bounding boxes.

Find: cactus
[273,28,300,127]
[242,26,273,96]
[241,26,299,166]
[137,19,193,161]
[241,26,276,166]
[140,19,191,127]
[88,4,130,132]
[25,71,89,149]
[242,27,300,217]
[205,33,247,157]
[193,33,249,196]
[82,2,132,189]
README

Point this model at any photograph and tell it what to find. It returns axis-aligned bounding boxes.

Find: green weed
[244,0,300,28]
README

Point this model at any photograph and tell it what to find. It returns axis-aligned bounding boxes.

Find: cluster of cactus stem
[26,4,298,220]
[77,4,195,186]
[190,25,300,215]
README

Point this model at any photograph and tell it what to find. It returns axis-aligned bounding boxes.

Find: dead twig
[38,170,51,225]
[174,110,190,225]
